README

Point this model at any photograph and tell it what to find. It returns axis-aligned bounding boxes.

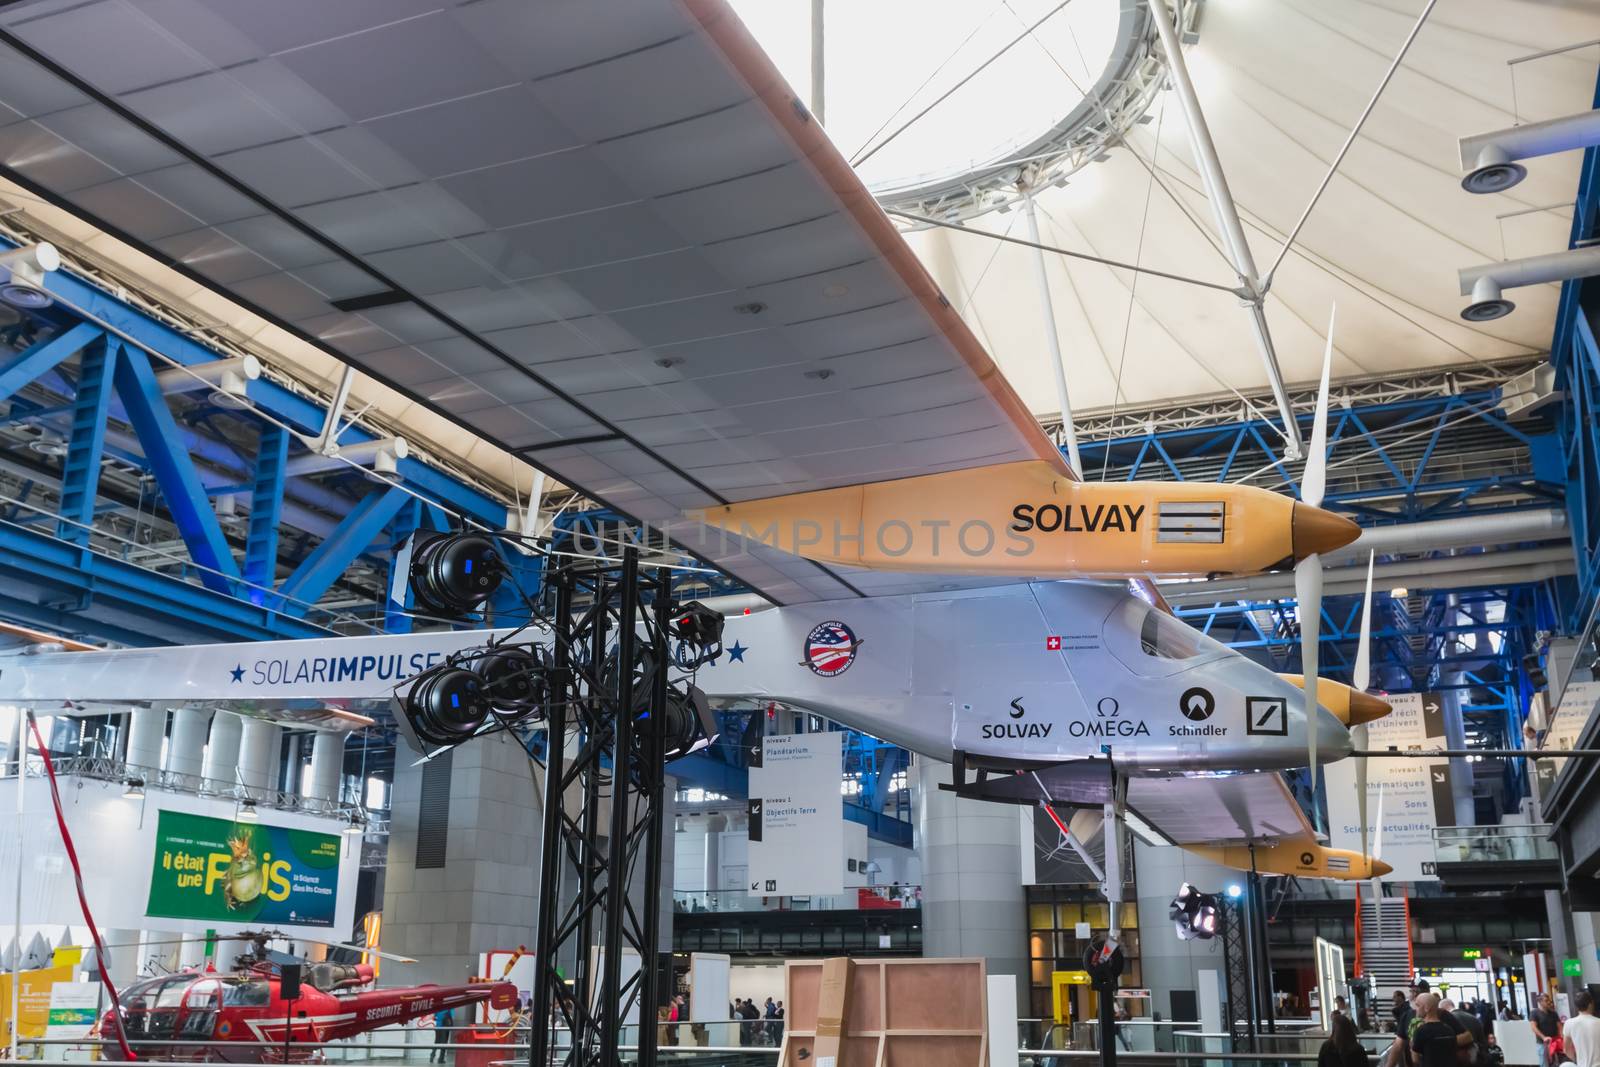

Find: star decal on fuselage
[229,664,245,683]
[727,641,747,662]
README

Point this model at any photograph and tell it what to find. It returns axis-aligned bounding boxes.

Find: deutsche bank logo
[1246,696,1288,736]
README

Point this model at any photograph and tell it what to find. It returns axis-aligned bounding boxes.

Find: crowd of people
[731,996,785,1046]
[1317,979,1600,1067]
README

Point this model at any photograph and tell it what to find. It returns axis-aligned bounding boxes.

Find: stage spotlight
[1169,881,1221,942]
[611,647,720,760]
[393,666,489,752]
[474,646,548,716]
[407,532,503,617]
[667,601,725,669]
[1226,884,1243,899]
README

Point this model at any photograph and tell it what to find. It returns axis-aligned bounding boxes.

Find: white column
[124,707,167,777]
[304,731,345,805]
[201,712,243,785]
[912,757,1027,999]
[164,707,214,781]
[101,928,141,988]
[703,814,727,893]
[283,733,304,795]
[237,718,281,800]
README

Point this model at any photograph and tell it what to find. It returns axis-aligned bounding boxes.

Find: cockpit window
[1105,598,1230,677]
[1140,607,1201,660]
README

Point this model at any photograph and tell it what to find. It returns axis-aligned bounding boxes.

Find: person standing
[1533,993,1563,1067]
[1565,991,1600,1067]
[430,1006,454,1064]
[1412,995,1473,1067]
[1321,1013,1374,1067]
[1395,991,1417,1037]
[1443,999,1485,1065]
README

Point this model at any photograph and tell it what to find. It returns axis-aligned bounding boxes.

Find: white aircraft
[0,0,1393,893]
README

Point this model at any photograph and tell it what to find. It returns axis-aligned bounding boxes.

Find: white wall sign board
[689,954,731,1024]
[1326,693,1451,881]
[747,732,843,896]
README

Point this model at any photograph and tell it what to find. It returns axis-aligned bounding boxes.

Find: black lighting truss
[529,547,673,1067]
[1221,896,1255,1051]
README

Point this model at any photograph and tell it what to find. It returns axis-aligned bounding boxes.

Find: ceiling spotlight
[344,813,366,836]
[1461,275,1514,322]
[733,301,767,316]
[237,798,259,822]
[27,435,68,457]
[1226,883,1243,899]
[122,777,146,800]
[0,242,59,310]
[1462,160,1527,196]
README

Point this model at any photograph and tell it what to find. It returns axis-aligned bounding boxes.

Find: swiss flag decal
[1046,635,1062,651]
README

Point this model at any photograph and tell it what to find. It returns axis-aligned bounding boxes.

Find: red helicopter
[91,931,517,1062]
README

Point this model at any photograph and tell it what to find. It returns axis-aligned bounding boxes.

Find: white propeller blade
[1372,783,1385,863]
[1354,549,1374,858]
[1302,305,1335,510]
[1296,304,1337,797]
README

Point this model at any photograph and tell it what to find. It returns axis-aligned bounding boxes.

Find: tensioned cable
[1033,200,1282,427]
[1099,95,1167,482]
[846,0,1012,163]
[885,209,1238,292]
[852,0,1077,168]
[958,209,1021,316]
[1261,0,1442,288]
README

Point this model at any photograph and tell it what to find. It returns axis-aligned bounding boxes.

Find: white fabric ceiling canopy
[745,0,1600,418]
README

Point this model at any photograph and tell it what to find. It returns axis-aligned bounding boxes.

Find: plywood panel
[847,961,884,1033]
[883,961,986,1031]
[788,960,822,1027]
[883,1035,984,1067]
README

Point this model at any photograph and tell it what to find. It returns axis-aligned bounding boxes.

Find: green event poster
[146,810,341,927]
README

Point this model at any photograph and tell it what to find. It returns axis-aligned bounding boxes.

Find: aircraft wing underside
[0,0,1073,605]
[1126,772,1316,846]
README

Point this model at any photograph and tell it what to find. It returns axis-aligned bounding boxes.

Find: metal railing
[1432,823,1558,863]
[3,753,386,830]
[673,886,921,914]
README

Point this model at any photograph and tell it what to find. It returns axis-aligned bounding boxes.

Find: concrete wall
[381,735,542,986]
[913,757,1027,1001]
[1133,839,1241,1023]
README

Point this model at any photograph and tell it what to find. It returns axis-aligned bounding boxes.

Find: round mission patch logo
[801,620,861,677]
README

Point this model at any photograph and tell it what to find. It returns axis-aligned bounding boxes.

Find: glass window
[222,979,270,1007]
[185,979,221,1008]
[152,981,189,1009]
[1104,599,1231,678]
[1029,904,1055,929]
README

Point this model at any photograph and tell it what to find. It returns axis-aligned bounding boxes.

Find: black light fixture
[1169,882,1220,942]
[667,600,725,669]
[122,777,145,800]
[393,666,490,752]
[475,646,548,716]
[407,532,503,617]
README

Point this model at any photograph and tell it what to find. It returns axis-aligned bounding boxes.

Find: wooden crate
[779,957,988,1067]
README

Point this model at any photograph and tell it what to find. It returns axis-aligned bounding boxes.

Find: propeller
[1353,550,1375,860]
[1295,304,1336,800]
